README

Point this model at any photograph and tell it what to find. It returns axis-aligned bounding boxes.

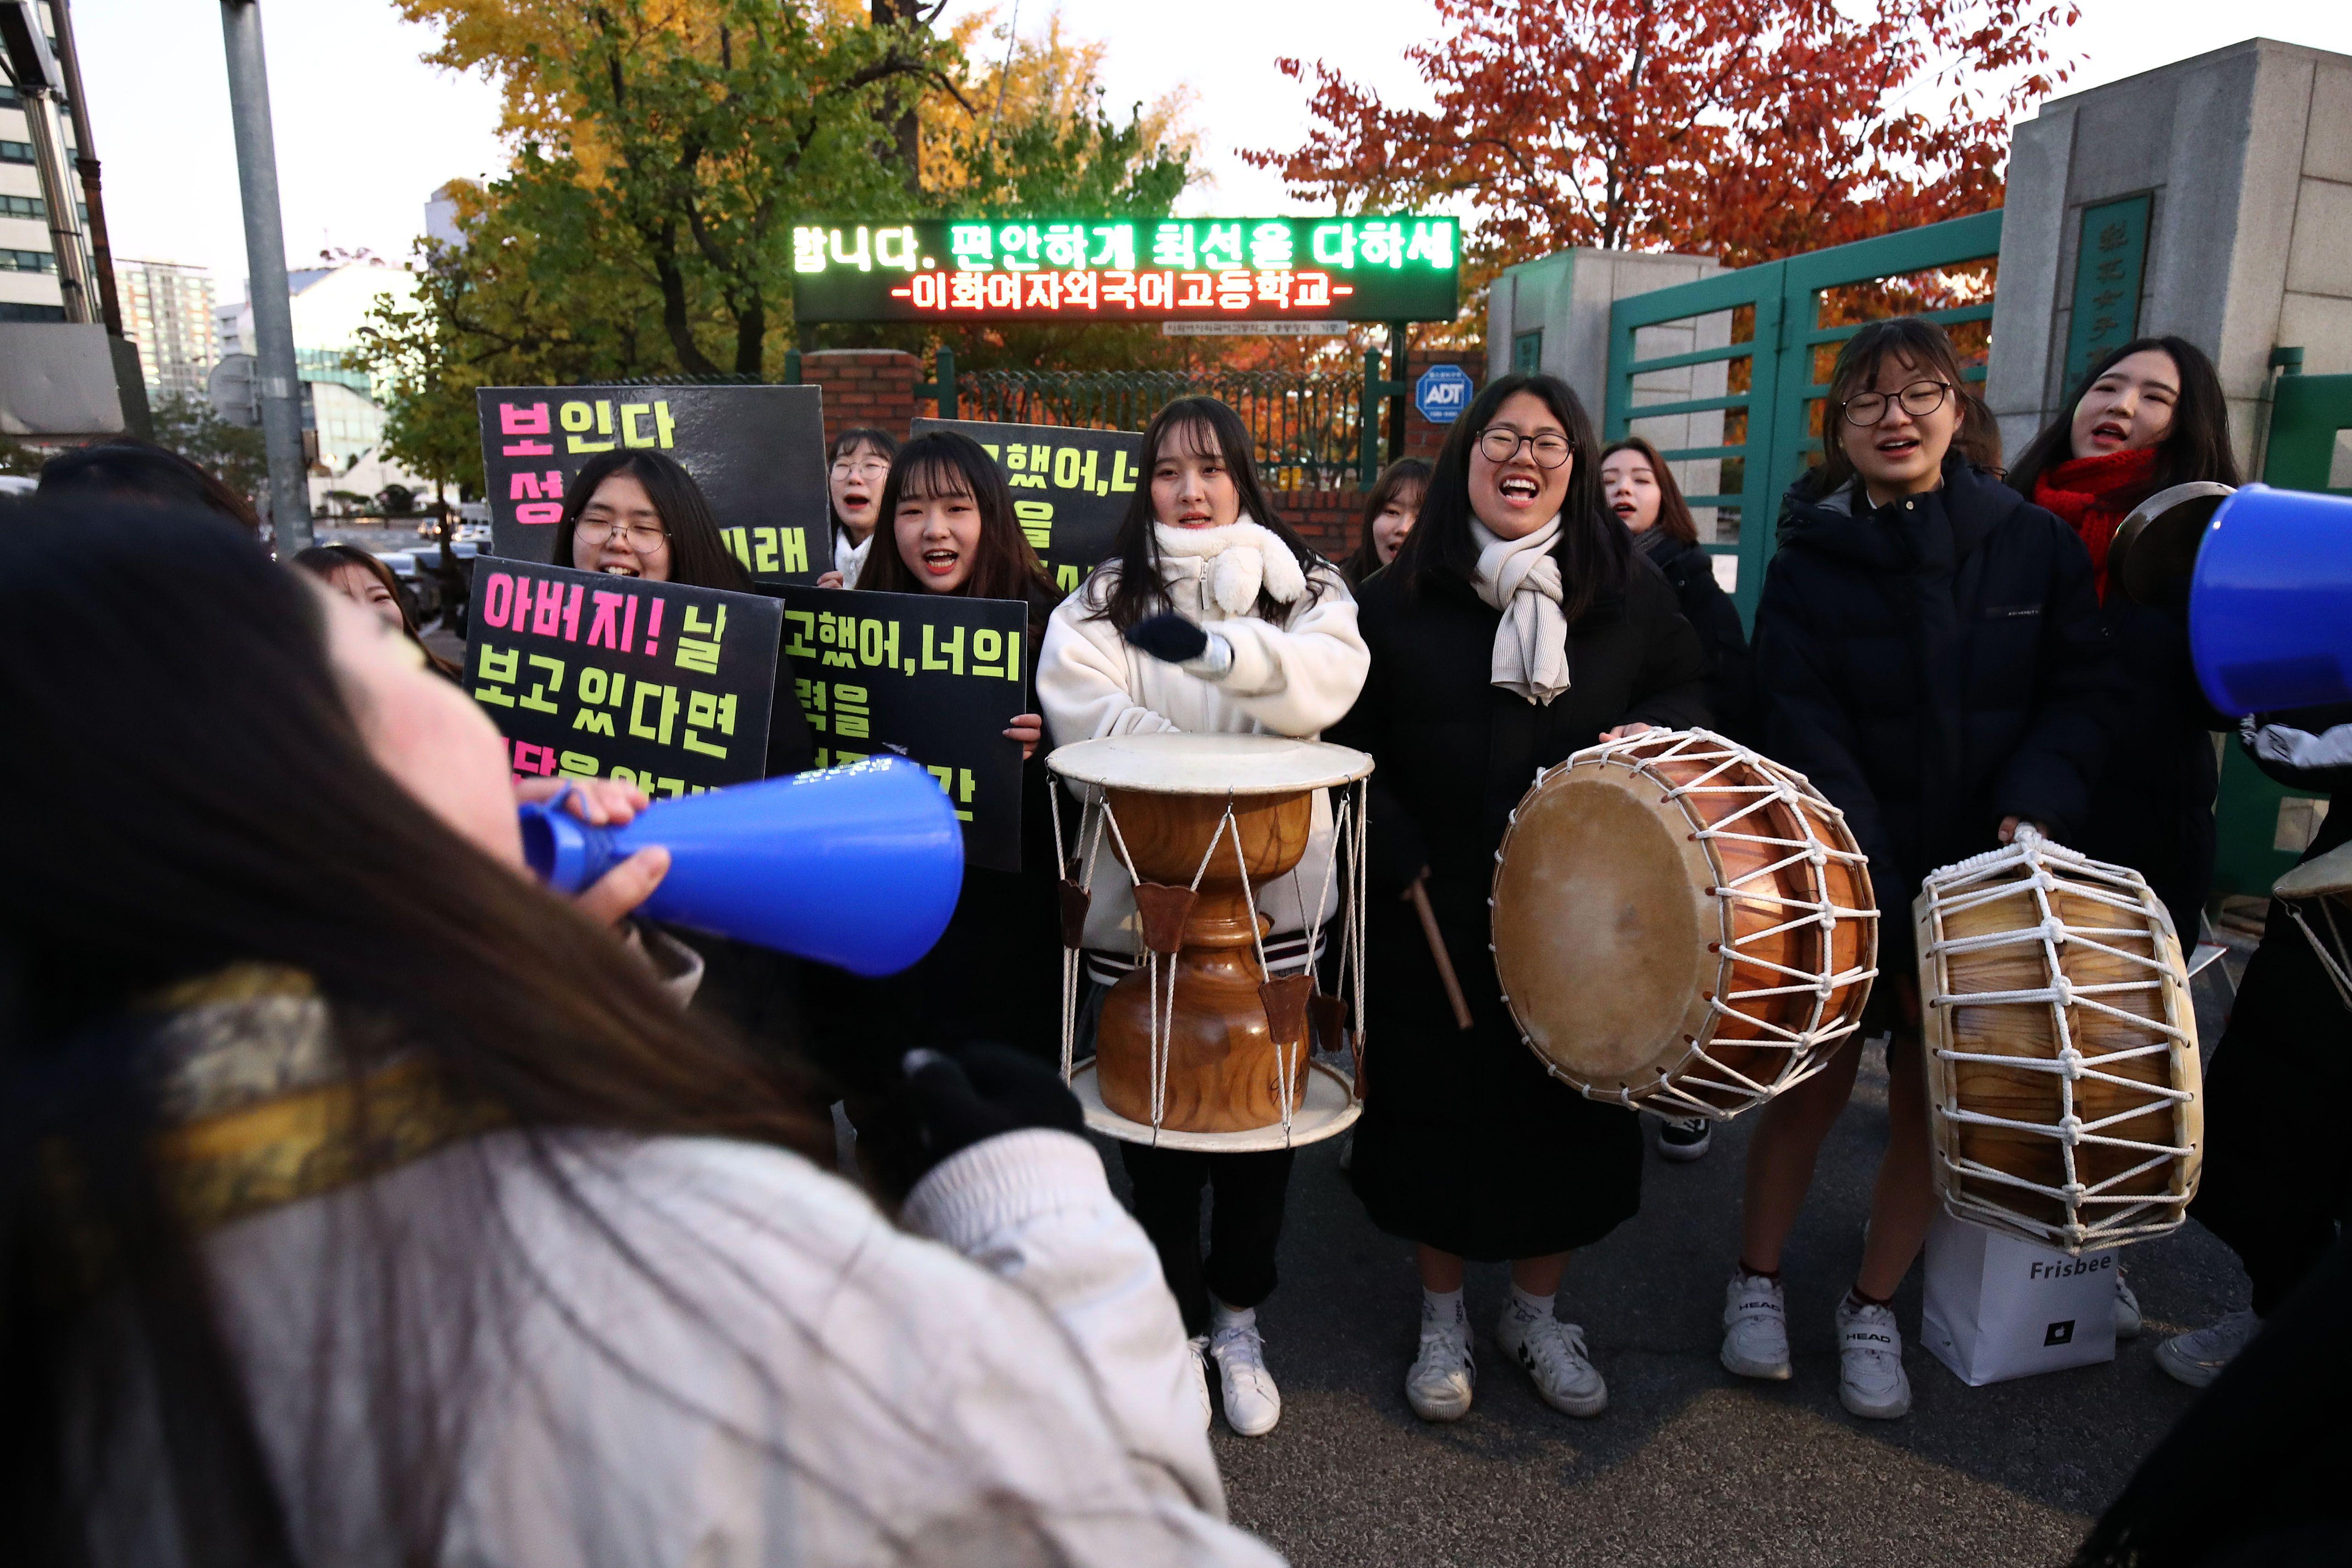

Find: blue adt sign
[1414,364,1472,424]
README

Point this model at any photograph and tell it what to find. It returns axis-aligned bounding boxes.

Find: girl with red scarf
[2007,336,2241,937]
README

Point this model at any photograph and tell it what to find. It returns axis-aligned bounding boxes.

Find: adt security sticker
[1414,364,1472,424]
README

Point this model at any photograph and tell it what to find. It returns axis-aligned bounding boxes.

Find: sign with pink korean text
[475,385,828,585]
[465,561,784,796]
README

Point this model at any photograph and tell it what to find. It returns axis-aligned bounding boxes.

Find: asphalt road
[1111,960,2252,1568]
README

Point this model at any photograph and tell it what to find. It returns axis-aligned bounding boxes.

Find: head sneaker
[1834,1297,1910,1420]
[1721,1273,1792,1381]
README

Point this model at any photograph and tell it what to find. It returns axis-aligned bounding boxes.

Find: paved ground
[1112,955,2253,1568]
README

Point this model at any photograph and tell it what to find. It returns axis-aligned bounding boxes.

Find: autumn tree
[1247,0,2076,289]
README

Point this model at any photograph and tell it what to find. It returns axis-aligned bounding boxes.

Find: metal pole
[218,0,312,552]
[47,0,120,335]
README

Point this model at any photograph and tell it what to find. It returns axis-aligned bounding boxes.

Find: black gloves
[1123,612,1210,665]
[900,1042,1085,1174]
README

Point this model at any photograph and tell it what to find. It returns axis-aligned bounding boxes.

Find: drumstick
[1407,876,1475,1031]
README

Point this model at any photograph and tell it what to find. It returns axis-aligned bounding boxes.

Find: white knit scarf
[1151,517,1307,616]
[1469,514,1570,704]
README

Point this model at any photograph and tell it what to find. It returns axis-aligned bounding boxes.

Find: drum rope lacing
[2284,897,2352,1014]
[1518,731,1880,1118]
[1051,772,1372,1147]
[1920,826,2198,1250]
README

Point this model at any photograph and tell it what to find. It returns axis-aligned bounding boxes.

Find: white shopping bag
[1920,1210,2119,1386]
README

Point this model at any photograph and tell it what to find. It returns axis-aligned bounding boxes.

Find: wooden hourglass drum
[1047,733,1374,1151]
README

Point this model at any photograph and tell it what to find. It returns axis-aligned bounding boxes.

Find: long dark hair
[2007,335,2242,498]
[1090,397,1324,632]
[37,437,261,532]
[1810,318,1988,498]
[292,542,460,678]
[828,426,899,540]
[856,431,1061,635]
[1391,371,1629,627]
[0,503,829,1560]
[549,449,751,592]
[1597,436,1699,546]
[1341,457,1431,584]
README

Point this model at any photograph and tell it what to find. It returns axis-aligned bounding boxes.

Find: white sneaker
[2157,1308,2260,1389]
[1208,1316,1282,1436]
[1405,1318,1476,1422]
[2114,1274,2143,1341]
[1186,1334,1212,1431]
[1834,1296,1911,1419]
[1496,1305,1608,1417]
[1721,1273,1792,1380]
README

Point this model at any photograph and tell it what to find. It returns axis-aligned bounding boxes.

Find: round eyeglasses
[1476,427,1574,469]
[1842,380,1953,426]
[576,517,670,552]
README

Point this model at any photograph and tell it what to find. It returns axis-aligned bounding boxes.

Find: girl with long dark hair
[38,436,262,533]
[1329,372,1707,1426]
[0,501,1279,1568]
[1724,318,2110,1421]
[818,426,900,588]
[294,541,460,678]
[1038,396,1369,1439]
[1340,457,1430,585]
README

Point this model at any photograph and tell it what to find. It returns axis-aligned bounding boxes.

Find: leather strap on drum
[1131,883,1198,956]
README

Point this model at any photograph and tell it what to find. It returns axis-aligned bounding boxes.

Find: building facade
[118,258,217,403]
[0,76,74,324]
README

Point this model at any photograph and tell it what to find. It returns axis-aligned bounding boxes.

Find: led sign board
[791,217,1458,324]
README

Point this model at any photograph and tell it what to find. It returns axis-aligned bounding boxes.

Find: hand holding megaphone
[514,775,672,925]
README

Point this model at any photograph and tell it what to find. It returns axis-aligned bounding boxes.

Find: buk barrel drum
[1915,827,2202,1252]
[1490,729,1877,1118]
[1047,733,1374,1151]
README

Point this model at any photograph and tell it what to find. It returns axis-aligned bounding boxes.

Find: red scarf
[2033,446,2160,602]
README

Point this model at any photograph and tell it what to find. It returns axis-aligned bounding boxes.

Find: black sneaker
[1658,1115,1712,1161]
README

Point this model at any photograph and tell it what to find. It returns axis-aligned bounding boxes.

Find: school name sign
[790,217,1459,324]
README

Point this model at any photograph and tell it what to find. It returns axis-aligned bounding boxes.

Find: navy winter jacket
[1752,457,2114,954]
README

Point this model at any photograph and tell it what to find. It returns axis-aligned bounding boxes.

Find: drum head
[2275,838,2352,901]
[1046,732,1373,795]
[1493,768,1718,1086]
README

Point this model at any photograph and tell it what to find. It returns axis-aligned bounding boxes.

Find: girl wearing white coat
[1039,398,1370,1439]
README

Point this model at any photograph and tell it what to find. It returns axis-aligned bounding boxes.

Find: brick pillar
[798,348,920,449]
[1272,488,1366,565]
[1400,350,1483,463]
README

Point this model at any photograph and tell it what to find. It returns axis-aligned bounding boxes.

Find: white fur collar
[1152,517,1307,616]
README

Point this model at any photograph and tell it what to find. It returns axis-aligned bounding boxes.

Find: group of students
[2,309,2335,1564]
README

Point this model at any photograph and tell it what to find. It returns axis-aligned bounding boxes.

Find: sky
[69,0,2352,301]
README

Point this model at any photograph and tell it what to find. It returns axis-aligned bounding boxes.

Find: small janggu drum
[1047,733,1374,1151]
[1490,729,1878,1119]
[1915,827,2202,1253]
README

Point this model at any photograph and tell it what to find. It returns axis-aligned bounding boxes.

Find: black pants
[2193,904,2352,1316]
[1120,1144,1295,1337]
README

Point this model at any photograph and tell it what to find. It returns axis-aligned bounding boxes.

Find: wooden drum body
[1916,830,2202,1252]
[1491,730,1877,1118]
[1048,733,1375,1148]
[1096,787,1314,1131]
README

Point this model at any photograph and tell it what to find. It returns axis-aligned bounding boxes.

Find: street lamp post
[217,0,312,552]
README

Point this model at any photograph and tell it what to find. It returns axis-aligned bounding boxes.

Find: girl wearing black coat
[1599,436,1756,747]
[1725,319,2111,1422]
[1330,373,1709,1426]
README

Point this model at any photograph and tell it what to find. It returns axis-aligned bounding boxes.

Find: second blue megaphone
[518,756,965,977]
[2188,483,2352,716]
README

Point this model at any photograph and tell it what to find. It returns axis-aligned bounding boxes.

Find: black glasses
[1842,380,1952,426]
[1476,426,1574,469]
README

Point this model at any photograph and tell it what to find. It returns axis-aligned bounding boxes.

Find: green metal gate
[1603,210,2003,623]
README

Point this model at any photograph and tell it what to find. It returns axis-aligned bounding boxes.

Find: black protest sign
[912,417,1140,596]
[468,561,784,796]
[477,385,828,585]
[776,585,1028,873]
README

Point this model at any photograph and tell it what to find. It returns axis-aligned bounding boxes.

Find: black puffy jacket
[1753,457,2115,952]
[1638,527,1756,744]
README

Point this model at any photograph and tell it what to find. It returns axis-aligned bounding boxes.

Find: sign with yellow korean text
[777,585,1028,873]
[467,562,784,796]
[476,385,827,585]
[912,417,1139,595]
[791,217,1459,324]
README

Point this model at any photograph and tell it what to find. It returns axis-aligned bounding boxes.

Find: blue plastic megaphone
[2183,484,2352,716]
[518,757,965,976]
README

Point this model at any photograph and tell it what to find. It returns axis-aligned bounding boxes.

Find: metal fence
[956,368,1368,492]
